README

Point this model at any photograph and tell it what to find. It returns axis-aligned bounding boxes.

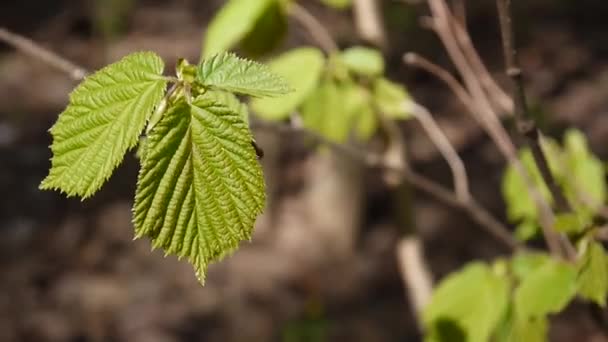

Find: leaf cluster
[425,243,608,341]
[41,51,290,283]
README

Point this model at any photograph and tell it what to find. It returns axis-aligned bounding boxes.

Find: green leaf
[202,0,275,58]
[40,51,166,198]
[251,47,325,120]
[240,1,288,57]
[514,221,539,242]
[197,52,291,97]
[514,258,577,319]
[373,78,411,119]
[133,95,266,283]
[203,90,250,125]
[423,263,509,342]
[301,80,362,142]
[341,46,384,77]
[563,129,606,207]
[577,241,608,306]
[354,102,376,140]
[504,316,547,342]
[554,212,587,234]
[319,0,352,9]
[511,252,550,282]
[502,148,552,224]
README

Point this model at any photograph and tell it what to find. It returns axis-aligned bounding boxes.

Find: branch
[252,118,521,250]
[353,0,387,49]
[407,101,470,203]
[397,236,433,325]
[424,0,565,258]
[0,27,87,81]
[495,0,572,215]
[288,3,339,54]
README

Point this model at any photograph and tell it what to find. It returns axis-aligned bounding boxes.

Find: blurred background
[1,0,608,341]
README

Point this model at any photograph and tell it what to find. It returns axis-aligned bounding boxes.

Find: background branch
[495,0,572,215]
[408,101,470,203]
[423,0,565,258]
[288,3,339,54]
[0,27,87,81]
[353,0,387,49]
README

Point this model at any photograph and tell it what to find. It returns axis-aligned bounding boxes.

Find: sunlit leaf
[373,77,411,119]
[40,52,166,198]
[134,95,266,283]
[251,47,325,120]
[577,241,608,306]
[341,46,384,77]
[424,263,509,342]
[198,52,291,97]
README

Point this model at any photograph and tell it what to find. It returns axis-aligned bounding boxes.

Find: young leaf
[134,95,266,283]
[301,80,361,142]
[423,263,509,342]
[502,149,552,225]
[40,51,166,198]
[511,252,550,281]
[251,47,325,120]
[514,258,577,319]
[202,0,275,58]
[563,129,606,207]
[197,52,291,97]
[354,101,376,140]
[340,46,384,77]
[577,241,608,306]
[373,78,411,119]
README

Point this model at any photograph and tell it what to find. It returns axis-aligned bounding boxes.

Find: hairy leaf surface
[197,52,291,97]
[133,95,266,283]
[40,51,166,198]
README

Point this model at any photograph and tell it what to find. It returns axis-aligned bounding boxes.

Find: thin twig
[407,101,470,203]
[397,236,433,325]
[288,3,339,54]
[252,118,520,250]
[447,13,513,113]
[495,0,572,215]
[404,53,479,121]
[451,0,467,26]
[0,27,87,81]
[353,0,387,49]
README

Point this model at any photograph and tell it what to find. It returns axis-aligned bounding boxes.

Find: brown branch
[353,0,387,49]
[397,236,433,325]
[404,53,479,122]
[0,27,87,81]
[495,0,572,216]
[408,101,470,203]
[288,3,339,54]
